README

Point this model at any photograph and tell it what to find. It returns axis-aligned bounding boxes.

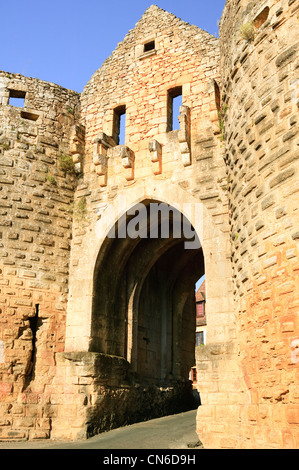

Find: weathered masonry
[0,2,298,448]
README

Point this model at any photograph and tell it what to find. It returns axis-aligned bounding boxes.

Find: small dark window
[21,111,39,121]
[113,105,126,145]
[9,89,26,108]
[167,86,182,132]
[214,80,221,113]
[254,7,270,29]
[144,40,155,52]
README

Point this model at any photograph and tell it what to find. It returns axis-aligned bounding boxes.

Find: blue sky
[1,0,226,93]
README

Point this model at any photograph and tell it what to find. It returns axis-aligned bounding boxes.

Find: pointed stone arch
[65,179,234,357]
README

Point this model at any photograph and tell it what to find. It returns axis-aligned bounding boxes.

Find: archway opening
[92,200,204,391]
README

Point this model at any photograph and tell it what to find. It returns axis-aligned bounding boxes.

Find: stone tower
[0,73,80,440]
[197,0,299,448]
[0,2,298,449]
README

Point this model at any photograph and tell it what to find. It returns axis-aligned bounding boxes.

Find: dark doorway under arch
[89,200,204,431]
[92,200,204,383]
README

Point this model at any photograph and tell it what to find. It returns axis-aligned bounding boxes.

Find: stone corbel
[178,105,191,167]
[149,139,162,175]
[120,146,135,181]
[70,125,85,173]
[93,132,115,187]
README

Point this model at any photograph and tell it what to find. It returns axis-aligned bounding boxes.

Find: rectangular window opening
[113,105,126,145]
[8,90,26,108]
[196,302,205,317]
[144,40,155,53]
[196,331,205,347]
[167,86,182,132]
[21,110,39,121]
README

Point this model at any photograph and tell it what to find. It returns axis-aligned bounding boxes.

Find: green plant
[58,153,76,175]
[58,153,82,179]
[218,104,228,141]
[0,141,10,151]
[66,106,75,115]
[74,196,87,221]
[46,174,57,185]
[239,22,255,42]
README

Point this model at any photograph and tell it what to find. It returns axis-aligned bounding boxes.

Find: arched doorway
[62,181,234,438]
[91,200,204,388]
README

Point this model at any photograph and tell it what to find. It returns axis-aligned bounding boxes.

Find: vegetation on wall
[239,22,255,42]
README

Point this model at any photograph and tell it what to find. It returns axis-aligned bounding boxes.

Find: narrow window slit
[213,80,221,113]
[167,86,182,132]
[26,304,39,382]
[113,105,126,145]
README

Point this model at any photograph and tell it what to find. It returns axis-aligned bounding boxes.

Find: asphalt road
[0,409,202,450]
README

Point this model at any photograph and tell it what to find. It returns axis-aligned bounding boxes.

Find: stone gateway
[0,1,298,449]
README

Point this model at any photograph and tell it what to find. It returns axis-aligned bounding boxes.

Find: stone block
[0,429,28,440]
[29,430,50,440]
[269,168,296,188]
[275,44,298,68]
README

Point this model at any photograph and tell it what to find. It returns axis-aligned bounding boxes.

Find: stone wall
[0,72,80,440]
[0,1,297,448]
[60,6,234,440]
[67,4,230,355]
[214,0,299,448]
[0,6,234,442]
[50,352,195,440]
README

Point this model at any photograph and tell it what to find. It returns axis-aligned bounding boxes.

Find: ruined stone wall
[217,0,299,448]
[0,72,80,440]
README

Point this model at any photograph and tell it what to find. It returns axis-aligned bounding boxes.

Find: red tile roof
[196,280,205,302]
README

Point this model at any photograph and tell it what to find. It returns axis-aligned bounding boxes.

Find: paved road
[0,409,202,450]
